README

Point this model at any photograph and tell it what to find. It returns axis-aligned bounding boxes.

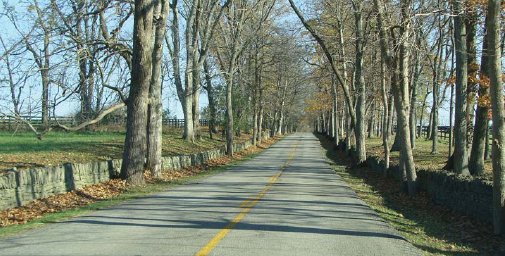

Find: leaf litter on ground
[0,137,280,228]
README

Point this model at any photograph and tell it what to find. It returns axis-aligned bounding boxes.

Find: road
[0,133,421,256]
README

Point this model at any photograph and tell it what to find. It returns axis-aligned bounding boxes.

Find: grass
[0,137,274,238]
[366,136,493,179]
[0,127,250,171]
[319,135,505,255]
[0,131,124,170]
[333,167,479,255]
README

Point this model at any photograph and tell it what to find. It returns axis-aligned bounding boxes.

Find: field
[366,136,493,179]
[0,128,249,171]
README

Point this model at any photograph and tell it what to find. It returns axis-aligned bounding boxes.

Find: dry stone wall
[365,155,493,224]
[0,133,269,211]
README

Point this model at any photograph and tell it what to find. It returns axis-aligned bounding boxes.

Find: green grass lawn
[0,128,249,171]
[0,131,125,170]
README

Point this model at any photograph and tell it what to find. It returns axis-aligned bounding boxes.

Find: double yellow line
[195,142,299,256]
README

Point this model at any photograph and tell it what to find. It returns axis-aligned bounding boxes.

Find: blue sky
[0,0,455,126]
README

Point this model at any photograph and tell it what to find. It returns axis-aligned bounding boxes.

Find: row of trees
[3,0,502,236]
[293,0,504,234]
[122,0,309,181]
[0,2,306,182]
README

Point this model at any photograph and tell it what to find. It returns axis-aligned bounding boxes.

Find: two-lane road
[0,133,421,256]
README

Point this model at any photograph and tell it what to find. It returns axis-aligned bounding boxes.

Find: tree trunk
[225,67,234,156]
[183,0,198,142]
[409,41,421,149]
[337,10,351,145]
[41,68,50,129]
[192,60,201,137]
[374,0,416,195]
[168,2,188,139]
[398,1,416,195]
[183,74,195,142]
[272,110,279,135]
[346,112,354,153]
[257,88,264,144]
[427,109,433,139]
[353,3,366,164]
[418,87,429,138]
[278,110,284,136]
[466,11,478,148]
[485,125,491,159]
[469,24,490,176]
[368,102,374,139]
[453,0,470,176]
[147,0,169,178]
[486,0,505,235]
[332,76,339,144]
[391,124,401,152]
[203,59,217,137]
[277,80,288,136]
[192,87,200,137]
[121,0,155,185]
[388,93,395,138]
[40,23,51,130]
[252,106,258,146]
[375,107,378,138]
[331,100,336,139]
[78,49,92,121]
[381,55,391,174]
[75,10,94,123]
[431,30,443,153]
[252,59,259,145]
[449,78,455,157]
[431,86,439,154]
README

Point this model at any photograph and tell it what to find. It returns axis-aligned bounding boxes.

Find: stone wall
[0,132,269,211]
[0,171,17,210]
[365,155,493,224]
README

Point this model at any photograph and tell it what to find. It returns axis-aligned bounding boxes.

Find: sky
[0,0,455,126]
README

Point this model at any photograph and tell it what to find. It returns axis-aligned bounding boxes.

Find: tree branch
[55,103,125,131]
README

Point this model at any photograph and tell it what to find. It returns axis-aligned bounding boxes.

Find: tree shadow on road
[316,133,505,256]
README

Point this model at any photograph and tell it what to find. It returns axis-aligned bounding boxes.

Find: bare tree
[120,0,156,185]
[214,0,274,155]
[349,0,368,164]
[8,0,55,129]
[374,0,417,196]
[452,0,470,176]
[288,0,358,159]
[166,0,228,142]
[486,0,504,235]
[469,3,491,176]
[469,52,490,174]
[146,0,170,178]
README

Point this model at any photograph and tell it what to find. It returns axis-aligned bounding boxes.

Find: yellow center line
[195,141,300,256]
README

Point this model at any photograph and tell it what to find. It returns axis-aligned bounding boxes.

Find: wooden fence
[0,116,76,129]
[0,116,209,130]
[165,118,209,128]
[419,126,452,140]
[418,125,492,144]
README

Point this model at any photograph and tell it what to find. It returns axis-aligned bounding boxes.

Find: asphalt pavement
[0,133,422,256]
